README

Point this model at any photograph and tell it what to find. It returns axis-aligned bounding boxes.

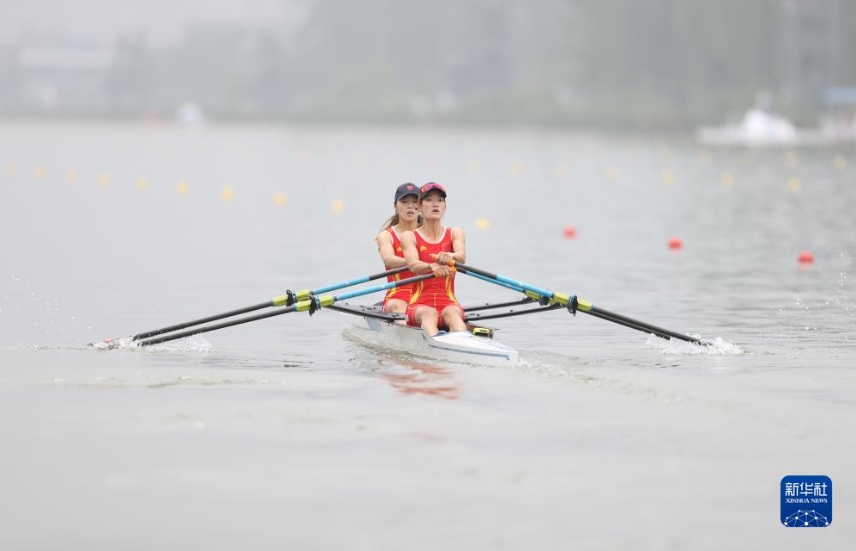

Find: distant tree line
[2,0,853,127]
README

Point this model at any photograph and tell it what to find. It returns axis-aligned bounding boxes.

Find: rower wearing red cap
[401,182,467,337]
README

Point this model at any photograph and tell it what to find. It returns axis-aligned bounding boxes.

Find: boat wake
[645,335,744,355]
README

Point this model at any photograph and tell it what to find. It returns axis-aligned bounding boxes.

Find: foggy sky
[0,0,292,47]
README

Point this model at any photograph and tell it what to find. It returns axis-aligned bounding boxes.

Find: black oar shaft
[586,307,700,343]
[325,303,404,322]
[466,304,562,321]
[138,305,298,347]
[462,298,535,313]
[133,301,272,340]
[456,263,498,279]
[582,309,671,341]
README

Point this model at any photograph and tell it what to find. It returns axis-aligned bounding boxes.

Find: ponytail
[379,213,400,232]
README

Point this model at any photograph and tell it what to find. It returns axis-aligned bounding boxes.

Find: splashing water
[89,335,212,353]
[644,334,744,355]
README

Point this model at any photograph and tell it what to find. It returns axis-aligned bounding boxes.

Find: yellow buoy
[136,177,149,191]
[66,169,77,183]
[508,162,524,176]
[475,217,491,230]
[332,200,346,213]
[35,166,47,179]
[833,154,847,170]
[787,177,801,192]
[661,168,675,185]
[220,186,235,201]
[721,172,735,188]
[274,192,287,206]
[6,164,15,177]
[176,180,190,196]
[605,166,618,181]
[98,173,111,187]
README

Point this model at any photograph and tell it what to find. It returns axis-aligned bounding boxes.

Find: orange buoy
[798,250,814,264]
[562,226,577,239]
[668,237,683,250]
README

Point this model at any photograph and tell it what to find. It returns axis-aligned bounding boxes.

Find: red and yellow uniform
[405,227,465,326]
[382,227,415,308]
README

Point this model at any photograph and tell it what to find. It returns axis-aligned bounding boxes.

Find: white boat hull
[342,315,519,366]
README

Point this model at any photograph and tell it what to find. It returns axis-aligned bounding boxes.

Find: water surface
[1,122,854,550]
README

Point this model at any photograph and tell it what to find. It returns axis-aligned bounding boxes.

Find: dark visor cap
[394,182,419,202]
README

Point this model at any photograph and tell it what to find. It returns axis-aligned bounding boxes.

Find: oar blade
[89,336,135,350]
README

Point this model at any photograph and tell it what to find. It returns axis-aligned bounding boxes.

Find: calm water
[1,121,854,550]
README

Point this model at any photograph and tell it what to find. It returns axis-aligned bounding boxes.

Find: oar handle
[279,272,438,316]
[271,266,409,307]
[323,272,436,304]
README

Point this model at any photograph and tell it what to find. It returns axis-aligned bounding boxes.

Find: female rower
[376,182,421,315]
[401,182,467,337]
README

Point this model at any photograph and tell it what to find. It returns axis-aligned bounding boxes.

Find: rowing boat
[333,302,519,366]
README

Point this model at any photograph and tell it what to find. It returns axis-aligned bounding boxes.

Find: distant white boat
[175,102,206,126]
[696,108,854,147]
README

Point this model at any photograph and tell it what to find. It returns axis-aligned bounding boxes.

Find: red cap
[420,182,447,200]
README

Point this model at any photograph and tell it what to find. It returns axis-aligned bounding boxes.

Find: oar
[462,297,536,312]
[325,303,404,322]
[451,262,705,345]
[466,303,563,322]
[91,267,409,348]
[137,272,436,347]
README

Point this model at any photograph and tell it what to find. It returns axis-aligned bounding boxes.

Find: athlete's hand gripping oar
[135,272,437,347]
[90,267,409,348]
[449,262,706,345]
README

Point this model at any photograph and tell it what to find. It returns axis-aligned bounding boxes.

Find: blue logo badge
[781,475,832,527]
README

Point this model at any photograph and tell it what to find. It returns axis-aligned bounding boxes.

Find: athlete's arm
[434,228,466,266]
[377,231,407,269]
[403,231,452,277]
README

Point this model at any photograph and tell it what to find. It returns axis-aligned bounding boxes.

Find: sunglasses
[420,182,446,195]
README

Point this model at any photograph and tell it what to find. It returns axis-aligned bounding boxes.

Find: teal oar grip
[311,267,408,295]
[334,273,435,302]
[464,270,530,293]
[455,263,556,300]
